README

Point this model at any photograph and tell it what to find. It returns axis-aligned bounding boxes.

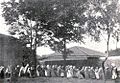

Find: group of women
[0,64,119,80]
[41,65,119,80]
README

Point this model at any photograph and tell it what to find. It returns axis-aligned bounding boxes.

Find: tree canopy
[2,0,55,50]
[84,0,120,42]
[1,0,88,55]
[1,0,88,70]
[2,0,120,70]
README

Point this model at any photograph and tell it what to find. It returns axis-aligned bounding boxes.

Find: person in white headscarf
[98,67,104,79]
[95,67,100,80]
[19,63,29,77]
[45,65,51,77]
[0,66,4,79]
[112,65,117,80]
[36,65,40,77]
[105,67,112,79]
[60,66,64,78]
[67,69,72,78]
[66,66,73,79]
[76,68,84,79]
[5,65,12,78]
[84,67,89,79]
[89,67,96,79]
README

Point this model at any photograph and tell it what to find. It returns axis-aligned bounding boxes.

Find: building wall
[0,34,23,67]
[44,58,101,67]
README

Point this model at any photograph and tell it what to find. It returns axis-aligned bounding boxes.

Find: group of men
[0,63,119,80]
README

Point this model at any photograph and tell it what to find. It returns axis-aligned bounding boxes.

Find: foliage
[1,0,88,68]
[84,0,120,42]
[1,0,55,50]
[84,0,120,82]
[46,0,87,56]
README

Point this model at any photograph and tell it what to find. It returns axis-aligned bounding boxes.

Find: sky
[0,0,120,56]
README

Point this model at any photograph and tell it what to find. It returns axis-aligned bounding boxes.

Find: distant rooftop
[39,46,105,61]
[49,46,104,57]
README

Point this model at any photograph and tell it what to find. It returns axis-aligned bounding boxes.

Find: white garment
[27,68,31,77]
[112,67,117,79]
[19,66,24,77]
[19,64,29,77]
[45,70,47,77]
[0,67,4,73]
[67,69,72,78]
[60,72,64,77]
[95,71,99,79]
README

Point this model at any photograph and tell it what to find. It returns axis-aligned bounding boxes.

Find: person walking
[112,66,117,80]
[95,67,100,80]
[0,66,4,79]
[66,67,73,79]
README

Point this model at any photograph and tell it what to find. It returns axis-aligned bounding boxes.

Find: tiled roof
[49,46,104,57]
[41,46,104,61]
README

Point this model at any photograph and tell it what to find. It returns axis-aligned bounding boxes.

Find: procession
[0,63,119,80]
[1,0,120,83]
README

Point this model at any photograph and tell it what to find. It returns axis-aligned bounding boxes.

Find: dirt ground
[0,77,118,83]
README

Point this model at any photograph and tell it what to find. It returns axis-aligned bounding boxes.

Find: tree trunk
[32,31,38,77]
[116,38,118,50]
[102,33,110,83]
[63,38,67,77]
[31,49,37,77]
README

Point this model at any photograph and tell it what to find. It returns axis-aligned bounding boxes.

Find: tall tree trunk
[116,36,118,50]
[116,41,117,50]
[63,38,67,77]
[30,48,37,77]
[32,30,38,77]
[102,33,110,83]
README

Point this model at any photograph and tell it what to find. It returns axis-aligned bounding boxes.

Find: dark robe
[51,68,57,77]
[84,68,89,79]
[0,68,4,79]
[105,68,112,79]
[89,69,96,79]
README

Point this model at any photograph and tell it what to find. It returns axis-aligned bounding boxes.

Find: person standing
[19,63,29,77]
[72,66,78,78]
[95,67,100,80]
[76,68,84,79]
[45,65,51,77]
[60,66,65,78]
[5,65,12,81]
[89,67,96,79]
[56,66,61,77]
[98,67,104,79]
[80,66,85,78]
[105,67,112,80]
[0,66,4,79]
[112,66,117,80]
[51,65,57,77]
[84,67,89,79]
[66,67,73,79]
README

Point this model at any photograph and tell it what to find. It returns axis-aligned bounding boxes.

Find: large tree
[84,0,120,81]
[1,0,88,76]
[1,0,57,75]
[46,0,87,72]
[1,0,86,71]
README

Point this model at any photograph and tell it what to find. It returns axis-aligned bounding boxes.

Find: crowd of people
[0,63,119,80]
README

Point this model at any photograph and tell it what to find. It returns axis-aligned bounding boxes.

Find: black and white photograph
[0,0,120,83]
